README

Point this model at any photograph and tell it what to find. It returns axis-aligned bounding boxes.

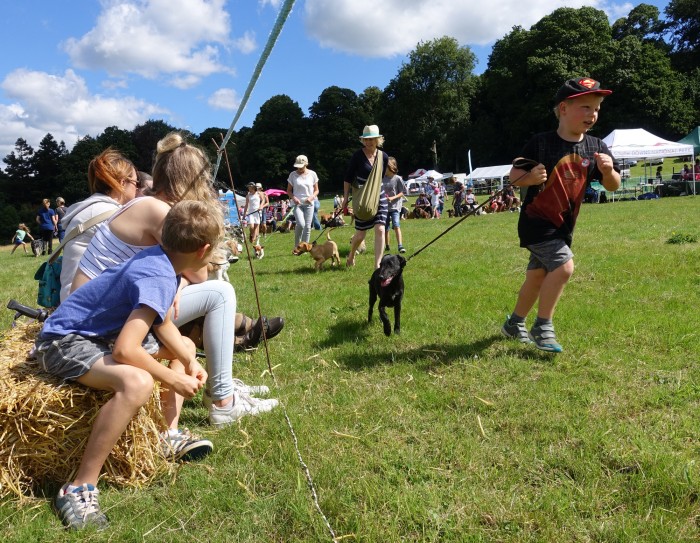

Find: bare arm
[509,164,547,187]
[111,307,203,398]
[595,152,621,192]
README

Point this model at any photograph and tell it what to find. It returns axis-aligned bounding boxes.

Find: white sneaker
[208,391,278,427]
[232,378,270,396]
[160,428,213,462]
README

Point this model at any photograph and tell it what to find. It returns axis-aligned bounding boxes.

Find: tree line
[2,2,698,236]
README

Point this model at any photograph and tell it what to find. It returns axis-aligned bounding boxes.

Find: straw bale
[0,320,171,502]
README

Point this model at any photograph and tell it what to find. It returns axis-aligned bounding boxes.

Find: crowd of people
[12,75,624,530]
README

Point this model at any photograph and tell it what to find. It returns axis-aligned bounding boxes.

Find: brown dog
[414,208,430,219]
[293,231,340,270]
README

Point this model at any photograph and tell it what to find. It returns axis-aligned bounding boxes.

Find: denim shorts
[526,238,574,273]
[386,209,401,229]
[35,332,160,381]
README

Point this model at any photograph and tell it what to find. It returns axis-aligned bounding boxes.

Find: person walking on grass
[382,156,407,253]
[10,223,34,255]
[36,198,58,255]
[36,201,220,530]
[501,77,621,353]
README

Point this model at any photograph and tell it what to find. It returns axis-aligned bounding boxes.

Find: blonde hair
[152,132,216,204]
[360,135,385,147]
[161,200,224,254]
[87,148,135,196]
[387,156,398,174]
[18,223,29,232]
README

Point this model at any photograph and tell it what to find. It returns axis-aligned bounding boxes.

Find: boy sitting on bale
[34,200,223,530]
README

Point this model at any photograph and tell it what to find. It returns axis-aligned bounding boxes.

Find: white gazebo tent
[467,165,511,190]
[602,129,695,194]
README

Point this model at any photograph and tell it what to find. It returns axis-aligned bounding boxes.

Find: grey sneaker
[528,322,563,353]
[209,390,279,427]
[55,483,109,530]
[501,316,532,343]
[160,428,213,462]
[398,245,406,253]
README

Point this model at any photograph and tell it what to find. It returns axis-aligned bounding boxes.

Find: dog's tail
[325,229,333,242]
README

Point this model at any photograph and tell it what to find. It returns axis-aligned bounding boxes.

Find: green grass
[2,196,700,542]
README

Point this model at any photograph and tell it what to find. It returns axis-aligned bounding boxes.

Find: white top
[59,194,121,302]
[247,192,261,214]
[77,198,153,279]
[287,169,318,201]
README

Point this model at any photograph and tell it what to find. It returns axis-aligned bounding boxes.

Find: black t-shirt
[517,131,618,248]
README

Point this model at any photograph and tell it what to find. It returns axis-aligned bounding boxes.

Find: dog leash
[406,167,534,263]
[311,198,350,244]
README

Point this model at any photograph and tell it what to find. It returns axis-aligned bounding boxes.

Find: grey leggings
[293,203,314,246]
[173,281,236,401]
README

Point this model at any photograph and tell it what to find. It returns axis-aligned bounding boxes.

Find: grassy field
[1,195,699,542]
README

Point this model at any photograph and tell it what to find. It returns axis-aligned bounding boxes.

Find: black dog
[368,254,406,336]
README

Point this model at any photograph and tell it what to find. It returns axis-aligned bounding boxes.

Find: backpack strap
[47,209,116,264]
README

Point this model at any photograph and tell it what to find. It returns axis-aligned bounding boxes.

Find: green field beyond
[2,196,699,542]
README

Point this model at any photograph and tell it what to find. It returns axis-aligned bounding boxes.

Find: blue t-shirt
[40,245,179,340]
[37,207,56,231]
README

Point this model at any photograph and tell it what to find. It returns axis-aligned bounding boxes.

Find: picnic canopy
[678,126,700,155]
[468,165,511,189]
[265,188,287,198]
[602,129,694,159]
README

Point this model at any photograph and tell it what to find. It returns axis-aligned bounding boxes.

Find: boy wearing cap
[501,77,621,352]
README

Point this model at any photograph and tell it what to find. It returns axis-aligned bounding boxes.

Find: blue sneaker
[528,323,563,353]
[55,483,109,530]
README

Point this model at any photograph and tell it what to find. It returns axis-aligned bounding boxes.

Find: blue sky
[0,0,668,158]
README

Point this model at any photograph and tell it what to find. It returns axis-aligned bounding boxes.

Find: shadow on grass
[321,332,557,371]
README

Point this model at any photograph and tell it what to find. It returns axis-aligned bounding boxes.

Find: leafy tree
[56,136,102,204]
[612,4,666,44]
[307,86,368,191]
[473,7,616,164]
[664,0,700,70]
[131,119,176,172]
[379,37,477,175]
[358,86,382,124]
[195,127,235,191]
[32,133,68,202]
[2,138,36,204]
[97,126,138,163]
[236,95,306,186]
[605,35,694,137]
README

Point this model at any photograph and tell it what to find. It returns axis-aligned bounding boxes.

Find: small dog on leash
[254,245,265,259]
[293,231,340,270]
[368,254,406,336]
[207,247,232,282]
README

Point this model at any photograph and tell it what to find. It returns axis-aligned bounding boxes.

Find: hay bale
[0,320,171,502]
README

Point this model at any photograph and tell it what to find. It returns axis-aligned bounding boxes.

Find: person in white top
[286,154,319,249]
[243,182,262,245]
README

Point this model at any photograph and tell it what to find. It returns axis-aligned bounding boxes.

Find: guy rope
[209,1,339,540]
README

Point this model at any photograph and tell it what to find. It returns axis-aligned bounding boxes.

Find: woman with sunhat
[243,181,263,245]
[342,124,389,269]
[286,154,319,249]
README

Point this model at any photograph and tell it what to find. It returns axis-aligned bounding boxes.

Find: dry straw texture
[0,320,170,502]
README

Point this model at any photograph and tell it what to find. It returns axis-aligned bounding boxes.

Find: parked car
[619,159,637,167]
[642,157,664,166]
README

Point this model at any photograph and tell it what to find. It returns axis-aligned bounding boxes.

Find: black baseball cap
[555,78,612,104]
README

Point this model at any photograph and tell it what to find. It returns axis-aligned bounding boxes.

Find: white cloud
[208,88,240,111]
[63,0,233,83]
[234,31,257,54]
[304,0,617,57]
[0,69,167,156]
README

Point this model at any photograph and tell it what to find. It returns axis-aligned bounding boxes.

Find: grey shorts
[526,238,574,273]
[35,332,160,381]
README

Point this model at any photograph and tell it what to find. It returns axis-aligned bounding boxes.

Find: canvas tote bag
[352,151,383,221]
